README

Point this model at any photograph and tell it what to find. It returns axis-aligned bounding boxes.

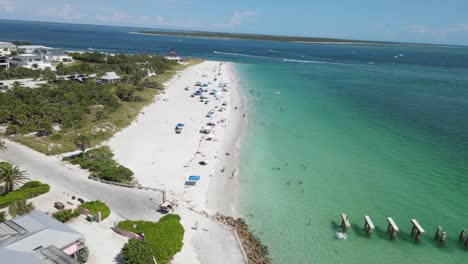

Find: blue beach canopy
[189,175,200,181]
[176,123,185,127]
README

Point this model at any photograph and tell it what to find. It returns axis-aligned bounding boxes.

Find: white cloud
[39,3,81,20]
[215,10,257,28]
[408,24,468,38]
[96,12,130,23]
[0,0,16,13]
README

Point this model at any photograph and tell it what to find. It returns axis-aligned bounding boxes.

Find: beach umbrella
[176,123,185,127]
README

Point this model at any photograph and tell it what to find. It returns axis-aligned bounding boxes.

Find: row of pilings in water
[340,213,468,248]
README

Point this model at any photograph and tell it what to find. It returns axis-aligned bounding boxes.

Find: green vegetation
[0,211,6,223]
[79,200,110,220]
[77,247,89,264]
[0,180,50,208]
[0,140,5,151]
[8,199,35,217]
[140,30,393,44]
[64,146,134,183]
[0,162,29,195]
[118,214,184,264]
[121,239,154,264]
[0,53,199,155]
[52,208,81,223]
[74,135,91,155]
[0,67,56,80]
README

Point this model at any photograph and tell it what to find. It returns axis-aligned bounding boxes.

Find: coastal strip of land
[108,61,250,263]
[136,30,396,44]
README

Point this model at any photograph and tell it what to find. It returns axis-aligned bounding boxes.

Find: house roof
[0,42,16,49]
[17,45,48,50]
[100,71,121,80]
[0,210,82,264]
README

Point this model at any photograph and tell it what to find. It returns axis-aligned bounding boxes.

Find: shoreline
[206,62,248,217]
[107,60,247,263]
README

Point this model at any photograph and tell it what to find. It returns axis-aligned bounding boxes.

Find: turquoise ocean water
[2,20,468,263]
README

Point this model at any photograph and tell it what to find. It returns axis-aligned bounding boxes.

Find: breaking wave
[283,58,353,66]
[212,51,274,60]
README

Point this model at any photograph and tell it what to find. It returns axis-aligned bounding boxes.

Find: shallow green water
[237,59,468,263]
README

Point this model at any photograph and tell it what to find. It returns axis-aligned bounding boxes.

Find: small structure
[435,226,443,240]
[386,217,399,239]
[158,201,174,214]
[0,210,85,263]
[54,202,65,210]
[410,219,425,241]
[439,232,447,246]
[363,215,375,235]
[459,229,466,242]
[165,48,180,61]
[100,71,121,83]
[340,213,350,233]
[0,56,9,69]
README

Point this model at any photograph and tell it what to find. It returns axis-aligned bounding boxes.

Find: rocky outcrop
[212,212,270,264]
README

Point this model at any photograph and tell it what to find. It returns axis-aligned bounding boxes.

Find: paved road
[0,140,163,220]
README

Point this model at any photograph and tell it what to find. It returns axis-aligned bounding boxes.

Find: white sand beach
[108,61,248,263]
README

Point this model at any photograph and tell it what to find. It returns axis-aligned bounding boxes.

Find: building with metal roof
[0,210,85,264]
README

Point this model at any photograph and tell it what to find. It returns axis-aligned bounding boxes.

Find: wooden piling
[363,215,375,235]
[459,229,466,242]
[341,213,350,233]
[410,219,425,241]
[386,217,399,240]
[434,226,443,240]
[439,232,447,247]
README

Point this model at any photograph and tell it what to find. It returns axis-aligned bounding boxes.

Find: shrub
[0,211,6,223]
[52,208,81,223]
[118,214,184,264]
[0,181,50,208]
[80,200,110,220]
[64,146,134,183]
[121,239,154,264]
[8,199,34,217]
[77,246,89,264]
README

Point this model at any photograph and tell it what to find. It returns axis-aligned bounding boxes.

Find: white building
[165,49,181,61]
[0,42,16,56]
[9,54,55,70]
[100,71,121,83]
[18,45,73,62]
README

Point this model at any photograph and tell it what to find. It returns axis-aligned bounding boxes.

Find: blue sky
[1,0,468,45]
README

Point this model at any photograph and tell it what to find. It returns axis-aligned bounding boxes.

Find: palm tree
[0,163,29,195]
[8,200,34,217]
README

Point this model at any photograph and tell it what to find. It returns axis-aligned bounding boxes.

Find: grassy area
[118,214,184,264]
[0,181,50,209]
[63,146,134,183]
[80,200,110,220]
[52,208,81,223]
[4,58,201,155]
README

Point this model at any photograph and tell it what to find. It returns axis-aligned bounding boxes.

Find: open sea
[2,19,468,263]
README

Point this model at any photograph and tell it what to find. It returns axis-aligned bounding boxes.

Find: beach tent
[189,175,200,181]
[176,123,185,128]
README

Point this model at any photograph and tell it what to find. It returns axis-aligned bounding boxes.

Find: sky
[1,0,468,45]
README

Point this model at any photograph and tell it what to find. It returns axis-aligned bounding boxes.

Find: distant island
[138,30,395,44]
